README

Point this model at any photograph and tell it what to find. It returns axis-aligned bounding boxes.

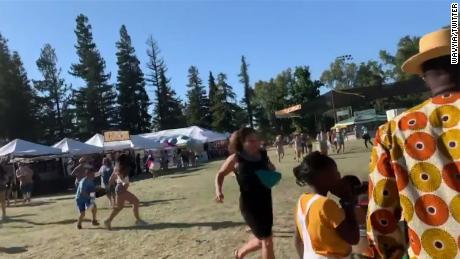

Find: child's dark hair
[293,151,336,186]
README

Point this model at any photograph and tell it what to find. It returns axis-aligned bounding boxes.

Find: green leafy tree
[252,69,294,138]
[0,34,38,141]
[238,56,254,127]
[380,35,420,81]
[321,58,385,88]
[320,58,357,89]
[289,66,322,132]
[146,35,185,130]
[186,66,211,127]
[354,60,386,87]
[116,25,151,134]
[211,73,238,131]
[69,14,117,138]
[34,44,73,143]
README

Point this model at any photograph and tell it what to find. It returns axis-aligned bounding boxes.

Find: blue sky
[0,0,453,100]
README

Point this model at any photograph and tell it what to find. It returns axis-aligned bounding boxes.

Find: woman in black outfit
[215,127,275,259]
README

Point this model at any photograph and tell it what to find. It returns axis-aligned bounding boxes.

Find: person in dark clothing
[215,127,275,259]
[135,154,142,175]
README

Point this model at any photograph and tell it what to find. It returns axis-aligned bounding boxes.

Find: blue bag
[255,169,282,188]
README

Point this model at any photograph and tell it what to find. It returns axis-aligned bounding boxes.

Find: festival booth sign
[53,138,103,156]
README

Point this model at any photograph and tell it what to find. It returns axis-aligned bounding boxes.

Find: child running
[293,151,359,258]
[75,169,99,229]
[104,154,146,230]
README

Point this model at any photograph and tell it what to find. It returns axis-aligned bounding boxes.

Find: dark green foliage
[380,36,420,81]
[146,35,185,130]
[211,73,239,131]
[320,59,385,89]
[289,66,322,132]
[69,14,117,138]
[185,66,211,128]
[238,56,254,127]
[116,25,151,134]
[0,34,38,142]
[34,44,73,143]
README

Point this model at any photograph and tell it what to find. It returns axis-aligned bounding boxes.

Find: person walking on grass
[293,152,359,258]
[215,127,276,259]
[293,134,303,162]
[274,135,285,163]
[104,154,146,230]
[336,129,345,154]
[0,166,8,220]
[361,126,371,149]
[98,157,115,208]
[16,163,34,204]
[368,28,460,258]
[75,169,99,229]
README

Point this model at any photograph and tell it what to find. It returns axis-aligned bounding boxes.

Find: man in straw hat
[367,27,459,258]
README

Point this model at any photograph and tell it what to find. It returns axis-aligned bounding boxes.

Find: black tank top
[235,150,270,194]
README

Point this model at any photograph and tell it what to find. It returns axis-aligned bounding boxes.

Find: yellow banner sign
[104,131,130,142]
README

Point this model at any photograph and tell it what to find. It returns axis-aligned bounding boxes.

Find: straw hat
[401,28,451,75]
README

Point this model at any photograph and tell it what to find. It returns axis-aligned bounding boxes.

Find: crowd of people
[0,27,458,258]
[215,28,460,259]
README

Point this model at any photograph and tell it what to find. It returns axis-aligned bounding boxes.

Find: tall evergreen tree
[208,71,218,127]
[0,34,38,141]
[116,25,151,134]
[69,14,117,137]
[238,56,254,128]
[34,44,73,143]
[211,73,238,131]
[146,36,185,130]
[186,66,210,127]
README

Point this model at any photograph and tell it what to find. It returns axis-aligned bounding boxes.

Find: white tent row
[85,134,162,151]
[140,126,229,144]
[53,138,103,156]
[0,139,63,158]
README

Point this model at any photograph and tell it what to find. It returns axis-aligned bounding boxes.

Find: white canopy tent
[141,126,228,143]
[53,138,103,156]
[85,134,162,151]
[0,139,63,158]
[130,135,163,150]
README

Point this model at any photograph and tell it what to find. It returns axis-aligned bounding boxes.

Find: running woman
[104,154,146,230]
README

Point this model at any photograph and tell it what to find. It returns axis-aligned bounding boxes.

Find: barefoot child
[293,151,359,258]
[75,169,99,229]
[104,154,146,230]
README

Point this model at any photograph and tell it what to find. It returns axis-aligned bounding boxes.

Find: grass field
[0,140,371,259]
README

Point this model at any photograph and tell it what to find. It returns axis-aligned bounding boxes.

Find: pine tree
[34,44,73,143]
[158,67,186,129]
[69,14,117,137]
[208,71,218,128]
[238,56,254,128]
[211,73,238,131]
[146,36,185,130]
[0,34,38,141]
[116,25,151,134]
[186,66,211,127]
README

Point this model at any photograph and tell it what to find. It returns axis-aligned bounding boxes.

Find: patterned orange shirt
[368,91,460,259]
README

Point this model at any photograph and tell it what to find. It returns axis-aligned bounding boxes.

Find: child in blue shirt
[75,170,99,229]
